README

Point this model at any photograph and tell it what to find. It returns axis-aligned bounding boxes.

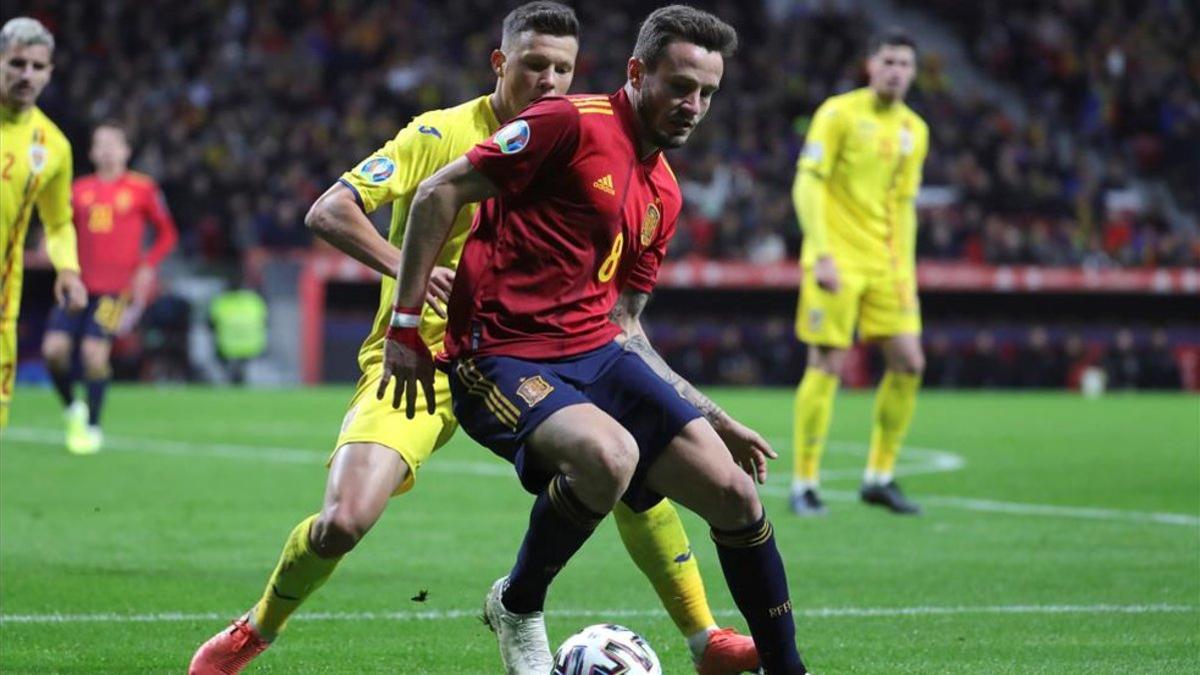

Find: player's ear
[627,57,643,90]
[491,49,507,77]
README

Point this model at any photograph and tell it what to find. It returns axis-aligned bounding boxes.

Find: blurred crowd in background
[19,0,1197,268]
[644,318,1188,389]
[10,0,1198,390]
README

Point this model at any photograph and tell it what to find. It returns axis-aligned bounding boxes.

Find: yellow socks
[251,515,341,639]
[613,499,715,638]
[792,368,840,487]
[866,371,921,483]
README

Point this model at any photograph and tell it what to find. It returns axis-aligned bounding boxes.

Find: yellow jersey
[1,105,77,321]
[793,87,928,275]
[338,94,500,372]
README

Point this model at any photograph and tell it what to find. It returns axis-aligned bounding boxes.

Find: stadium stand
[10,0,1197,389]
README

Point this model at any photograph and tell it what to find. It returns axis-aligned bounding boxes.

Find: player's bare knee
[891,351,925,375]
[41,339,70,371]
[809,346,846,375]
[571,432,637,507]
[708,470,764,531]
[600,431,639,485]
[311,507,372,557]
[81,352,109,379]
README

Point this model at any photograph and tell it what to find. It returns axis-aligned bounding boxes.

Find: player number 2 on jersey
[597,232,624,283]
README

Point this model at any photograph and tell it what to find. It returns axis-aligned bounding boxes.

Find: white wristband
[390,310,421,329]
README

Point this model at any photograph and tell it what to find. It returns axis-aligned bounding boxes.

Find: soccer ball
[552,623,662,675]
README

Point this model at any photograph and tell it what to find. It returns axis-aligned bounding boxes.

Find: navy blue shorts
[46,294,126,340]
[448,342,703,512]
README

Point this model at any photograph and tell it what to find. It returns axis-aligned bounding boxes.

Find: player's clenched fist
[377,304,437,418]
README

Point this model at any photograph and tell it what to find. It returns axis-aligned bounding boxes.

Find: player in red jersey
[42,121,177,454]
[380,6,809,674]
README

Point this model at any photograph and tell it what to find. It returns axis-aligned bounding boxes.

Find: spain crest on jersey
[116,189,133,212]
[640,202,661,247]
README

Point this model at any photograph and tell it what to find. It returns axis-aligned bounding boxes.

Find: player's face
[0,44,53,109]
[631,41,724,150]
[90,126,131,173]
[498,31,578,110]
[868,45,916,101]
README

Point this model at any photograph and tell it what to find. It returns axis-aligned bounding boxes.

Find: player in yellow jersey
[0,17,87,430]
[789,29,929,516]
[190,4,757,674]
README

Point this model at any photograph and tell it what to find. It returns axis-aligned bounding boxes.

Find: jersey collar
[612,87,662,167]
[482,94,502,133]
[0,104,34,124]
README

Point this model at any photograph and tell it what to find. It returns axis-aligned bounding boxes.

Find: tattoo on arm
[611,291,726,426]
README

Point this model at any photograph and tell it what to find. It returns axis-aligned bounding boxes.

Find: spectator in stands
[923,332,963,388]
[1104,328,1141,390]
[1015,326,1067,388]
[962,329,1010,388]
[1138,328,1183,390]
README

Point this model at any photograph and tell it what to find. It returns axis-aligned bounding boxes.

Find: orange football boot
[695,627,761,674]
[189,616,270,674]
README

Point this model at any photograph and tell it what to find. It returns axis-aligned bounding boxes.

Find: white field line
[1,603,1194,625]
[4,427,1197,528]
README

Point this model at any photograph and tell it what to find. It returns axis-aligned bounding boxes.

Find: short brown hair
[501,1,580,50]
[869,27,917,56]
[632,5,738,68]
[94,120,129,142]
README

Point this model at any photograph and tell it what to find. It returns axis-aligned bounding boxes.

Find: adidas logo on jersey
[593,174,615,195]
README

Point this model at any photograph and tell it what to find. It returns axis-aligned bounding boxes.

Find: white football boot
[483,576,553,675]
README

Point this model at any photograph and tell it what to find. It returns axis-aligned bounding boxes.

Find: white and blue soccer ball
[552,623,662,675]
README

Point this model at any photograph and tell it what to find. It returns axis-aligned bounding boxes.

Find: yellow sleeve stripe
[659,156,678,184]
[571,101,611,110]
[577,109,614,116]
[570,95,609,103]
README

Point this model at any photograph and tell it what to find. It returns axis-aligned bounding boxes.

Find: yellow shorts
[0,319,14,428]
[333,362,458,495]
[796,266,921,349]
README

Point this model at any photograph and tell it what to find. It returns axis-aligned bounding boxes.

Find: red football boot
[695,627,761,674]
[189,616,270,674]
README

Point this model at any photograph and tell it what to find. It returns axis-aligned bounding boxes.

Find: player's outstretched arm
[610,289,777,483]
[377,156,499,418]
[306,182,401,277]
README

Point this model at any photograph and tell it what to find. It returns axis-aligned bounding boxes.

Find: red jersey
[445,89,682,361]
[73,172,177,294]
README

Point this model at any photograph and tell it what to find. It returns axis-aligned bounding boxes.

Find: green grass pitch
[1,386,1197,673]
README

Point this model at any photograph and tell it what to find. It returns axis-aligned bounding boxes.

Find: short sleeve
[465,98,580,196]
[340,120,443,214]
[797,100,846,179]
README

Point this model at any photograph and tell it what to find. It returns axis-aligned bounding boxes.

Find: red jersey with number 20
[445,89,681,361]
[73,172,177,294]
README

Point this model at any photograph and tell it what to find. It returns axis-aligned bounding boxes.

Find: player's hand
[713,414,777,484]
[377,320,437,418]
[54,270,88,313]
[813,255,840,293]
[130,264,157,304]
[425,266,455,319]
